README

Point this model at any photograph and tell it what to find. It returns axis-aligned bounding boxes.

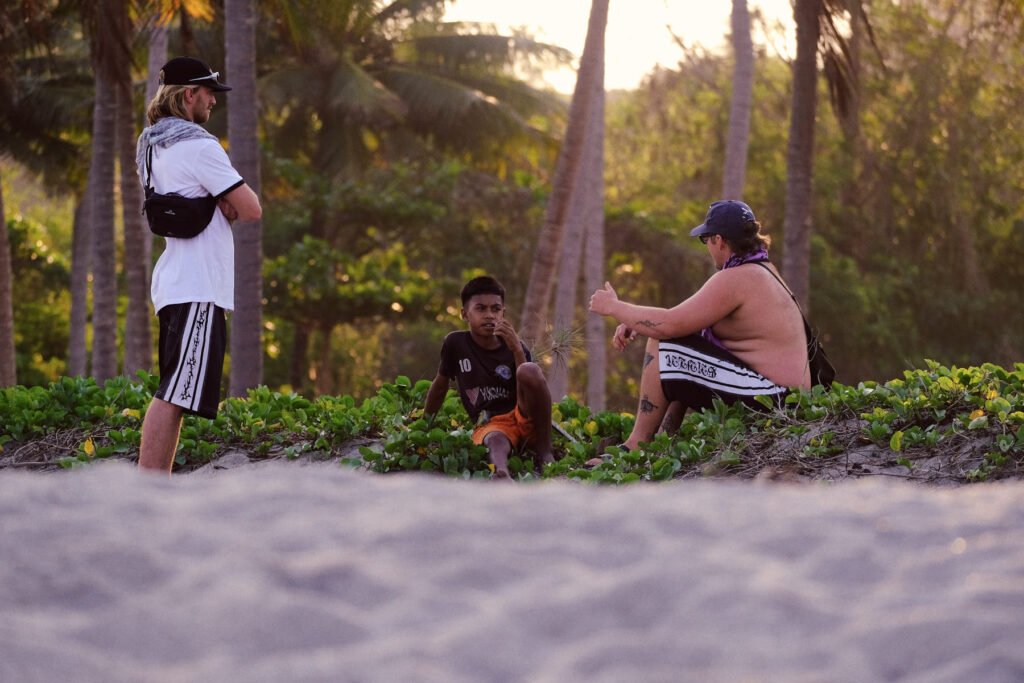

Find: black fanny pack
[142,145,217,239]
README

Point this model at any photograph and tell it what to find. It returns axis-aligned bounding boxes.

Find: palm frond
[430,69,567,120]
[376,65,543,150]
[406,29,573,74]
[78,0,134,78]
[375,0,445,24]
[327,56,408,124]
[261,58,406,125]
[260,65,321,107]
[818,0,858,120]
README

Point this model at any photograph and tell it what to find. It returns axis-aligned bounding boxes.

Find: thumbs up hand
[589,281,618,316]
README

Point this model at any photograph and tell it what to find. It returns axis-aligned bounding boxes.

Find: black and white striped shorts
[155,302,227,419]
[659,334,788,411]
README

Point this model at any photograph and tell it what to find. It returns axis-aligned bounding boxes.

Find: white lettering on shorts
[662,352,718,379]
[659,341,785,396]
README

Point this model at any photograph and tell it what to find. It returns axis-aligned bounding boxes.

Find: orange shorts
[472,407,535,449]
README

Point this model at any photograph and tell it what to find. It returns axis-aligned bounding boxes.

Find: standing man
[135,57,261,472]
[589,200,810,451]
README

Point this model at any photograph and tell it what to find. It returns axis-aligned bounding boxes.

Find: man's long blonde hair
[145,84,197,125]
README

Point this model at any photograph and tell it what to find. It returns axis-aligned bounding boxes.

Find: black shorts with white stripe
[658,334,788,412]
[155,302,227,419]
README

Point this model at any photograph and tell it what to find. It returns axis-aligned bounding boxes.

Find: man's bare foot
[493,469,512,481]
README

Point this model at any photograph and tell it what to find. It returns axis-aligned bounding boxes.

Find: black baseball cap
[159,56,231,92]
[689,200,756,240]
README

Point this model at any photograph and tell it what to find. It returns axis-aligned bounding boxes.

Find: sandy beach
[1,463,1023,682]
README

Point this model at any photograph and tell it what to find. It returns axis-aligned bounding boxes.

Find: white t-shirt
[148,137,244,312]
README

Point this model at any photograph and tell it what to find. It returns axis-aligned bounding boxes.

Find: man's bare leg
[623,337,670,450]
[483,432,513,479]
[515,362,554,468]
[660,401,686,435]
[139,398,184,473]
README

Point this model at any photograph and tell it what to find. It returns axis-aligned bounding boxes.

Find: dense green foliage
[605,0,1024,382]
[3,1,1023,414]
[5,215,70,385]
[3,362,1022,483]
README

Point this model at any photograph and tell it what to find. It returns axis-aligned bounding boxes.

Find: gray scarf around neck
[135,116,218,185]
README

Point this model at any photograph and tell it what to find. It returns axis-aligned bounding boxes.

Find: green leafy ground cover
[2,362,1023,484]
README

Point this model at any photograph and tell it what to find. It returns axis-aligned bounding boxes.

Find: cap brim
[689,223,711,238]
[208,83,232,92]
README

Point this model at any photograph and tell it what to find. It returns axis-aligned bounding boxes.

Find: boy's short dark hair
[461,276,505,306]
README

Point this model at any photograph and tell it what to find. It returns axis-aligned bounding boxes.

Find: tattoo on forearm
[639,395,659,414]
[643,353,654,368]
[635,319,661,329]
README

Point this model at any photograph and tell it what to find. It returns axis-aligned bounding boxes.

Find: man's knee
[483,430,513,454]
[516,362,547,389]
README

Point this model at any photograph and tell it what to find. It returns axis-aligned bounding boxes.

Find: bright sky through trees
[445,0,796,92]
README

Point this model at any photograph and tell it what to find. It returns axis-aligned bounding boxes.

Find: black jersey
[438,330,532,423]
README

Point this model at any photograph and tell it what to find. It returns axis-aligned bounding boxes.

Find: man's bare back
[704,263,810,389]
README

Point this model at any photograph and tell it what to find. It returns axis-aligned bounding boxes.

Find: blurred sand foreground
[1,464,1023,683]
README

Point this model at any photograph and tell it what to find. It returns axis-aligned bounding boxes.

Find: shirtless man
[589,200,810,450]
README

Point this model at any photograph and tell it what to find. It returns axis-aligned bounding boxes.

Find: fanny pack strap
[752,260,826,356]
[141,145,155,214]
[752,260,819,345]
[753,262,804,316]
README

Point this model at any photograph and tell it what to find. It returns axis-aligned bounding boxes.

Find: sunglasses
[699,234,717,244]
[188,71,221,83]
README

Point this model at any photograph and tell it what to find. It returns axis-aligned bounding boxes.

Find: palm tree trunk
[146,22,168,103]
[314,324,335,396]
[68,196,90,376]
[226,0,264,396]
[549,49,606,403]
[90,65,119,382]
[290,324,309,391]
[582,75,607,412]
[87,0,132,382]
[782,0,821,312]
[519,0,610,346]
[120,79,152,377]
[547,153,590,401]
[722,0,754,199]
[179,9,200,58]
[0,177,16,386]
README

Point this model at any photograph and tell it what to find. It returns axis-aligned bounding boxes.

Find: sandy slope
[2,464,1023,683]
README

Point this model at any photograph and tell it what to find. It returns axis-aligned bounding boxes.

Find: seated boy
[424,276,554,478]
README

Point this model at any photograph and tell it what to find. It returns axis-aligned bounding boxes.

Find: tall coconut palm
[84,0,134,381]
[145,21,168,101]
[519,0,610,347]
[783,0,871,311]
[120,75,152,377]
[722,0,754,199]
[0,180,13,386]
[67,198,90,376]
[226,0,263,396]
[581,71,607,411]
[548,41,605,403]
